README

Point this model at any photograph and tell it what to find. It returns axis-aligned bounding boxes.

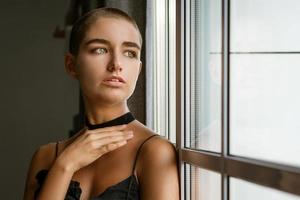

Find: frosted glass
[230,54,300,166]
[187,0,222,152]
[189,54,222,152]
[231,0,300,52]
[185,164,221,200]
[230,178,300,200]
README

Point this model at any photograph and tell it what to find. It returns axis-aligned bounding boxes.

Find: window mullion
[222,0,230,199]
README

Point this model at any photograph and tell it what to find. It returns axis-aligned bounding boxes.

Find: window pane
[231,0,300,52]
[230,178,300,200]
[230,54,300,166]
[153,0,168,138]
[151,0,176,143]
[230,0,300,167]
[185,163,221,200]
[186,0,222,152]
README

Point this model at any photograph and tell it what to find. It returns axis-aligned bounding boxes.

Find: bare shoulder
[26,142,58,181]
[23,142,57,199]
[133,121,177,162]
[140,134,177,164]
[32,142,57,170]
[135,128,180,199]
[132,122,177,167]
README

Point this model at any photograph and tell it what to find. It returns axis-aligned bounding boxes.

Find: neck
[83,96,130,125]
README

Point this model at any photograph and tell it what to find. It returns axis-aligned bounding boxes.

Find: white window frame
[147,0,176,143]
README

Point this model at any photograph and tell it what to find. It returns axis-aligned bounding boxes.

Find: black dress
[34,112,158,200]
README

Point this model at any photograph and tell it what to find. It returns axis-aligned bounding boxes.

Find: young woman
[23,7,179,200]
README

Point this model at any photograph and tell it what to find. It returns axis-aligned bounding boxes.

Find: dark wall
[0,1,78,199]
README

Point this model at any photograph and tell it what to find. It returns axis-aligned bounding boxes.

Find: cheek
[76,70,104,97]
[125,60,140,77]
[126,65,140,89]
[77,57,107,81]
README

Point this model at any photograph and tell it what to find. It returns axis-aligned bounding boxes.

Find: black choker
[85,112,135,130]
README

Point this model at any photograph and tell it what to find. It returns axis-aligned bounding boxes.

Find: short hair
[69,7,142,56]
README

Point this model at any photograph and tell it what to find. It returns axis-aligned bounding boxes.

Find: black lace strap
[131,134,158,174]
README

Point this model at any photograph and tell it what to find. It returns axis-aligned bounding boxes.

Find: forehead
[83,17,141,46]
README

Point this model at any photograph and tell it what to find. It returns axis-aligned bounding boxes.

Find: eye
[124,50,137,58]
[93,48,108,55]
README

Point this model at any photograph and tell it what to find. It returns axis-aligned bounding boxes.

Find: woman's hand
[54,124,133,173]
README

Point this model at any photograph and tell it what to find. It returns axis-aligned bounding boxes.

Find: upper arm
[23,143,56,200]
[138,137,179,200]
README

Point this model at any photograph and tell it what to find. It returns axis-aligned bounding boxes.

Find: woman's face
[73,17,142,105]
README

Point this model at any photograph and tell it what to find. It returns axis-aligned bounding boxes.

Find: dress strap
[131,134,159,174]
[55,141,59,158]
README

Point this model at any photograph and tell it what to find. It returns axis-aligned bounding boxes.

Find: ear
[138,61,142,75]
[64,53,78,80]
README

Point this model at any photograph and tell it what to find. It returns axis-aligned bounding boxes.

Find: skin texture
[23,17,179,200]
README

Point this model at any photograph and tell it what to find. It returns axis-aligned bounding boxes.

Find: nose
[107,51,123,73]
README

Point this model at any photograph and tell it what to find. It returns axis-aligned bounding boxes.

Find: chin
[96,93,129,105]
[83,85,133,105]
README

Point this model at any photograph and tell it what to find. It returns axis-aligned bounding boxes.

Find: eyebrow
[123,41,141,50]
[84,38,109,46]
[84,38,141,50]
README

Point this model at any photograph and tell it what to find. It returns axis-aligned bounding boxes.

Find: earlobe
[64,53,78,79]
[139,62,142,74]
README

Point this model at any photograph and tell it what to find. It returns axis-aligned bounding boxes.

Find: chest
[72,147,138,199]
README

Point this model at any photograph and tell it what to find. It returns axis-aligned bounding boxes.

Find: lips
[102,75,126,87]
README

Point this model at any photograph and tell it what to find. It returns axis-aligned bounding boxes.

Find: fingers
[82,126,133,147]
[82,130,133,142]
[75,124,134,156]
[78,134,132,158]
[82,125,132,141]
[96,132,133,146]
[99,140,128,155]
[90,132,133,155]
[88,124,128,133]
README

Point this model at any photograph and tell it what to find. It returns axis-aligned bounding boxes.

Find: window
[169,0,300,199]
[230,178,300,200]
[185,0,222,153]
[148,0,176,143]
[229,0,300,167]
[185,163,221,200]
